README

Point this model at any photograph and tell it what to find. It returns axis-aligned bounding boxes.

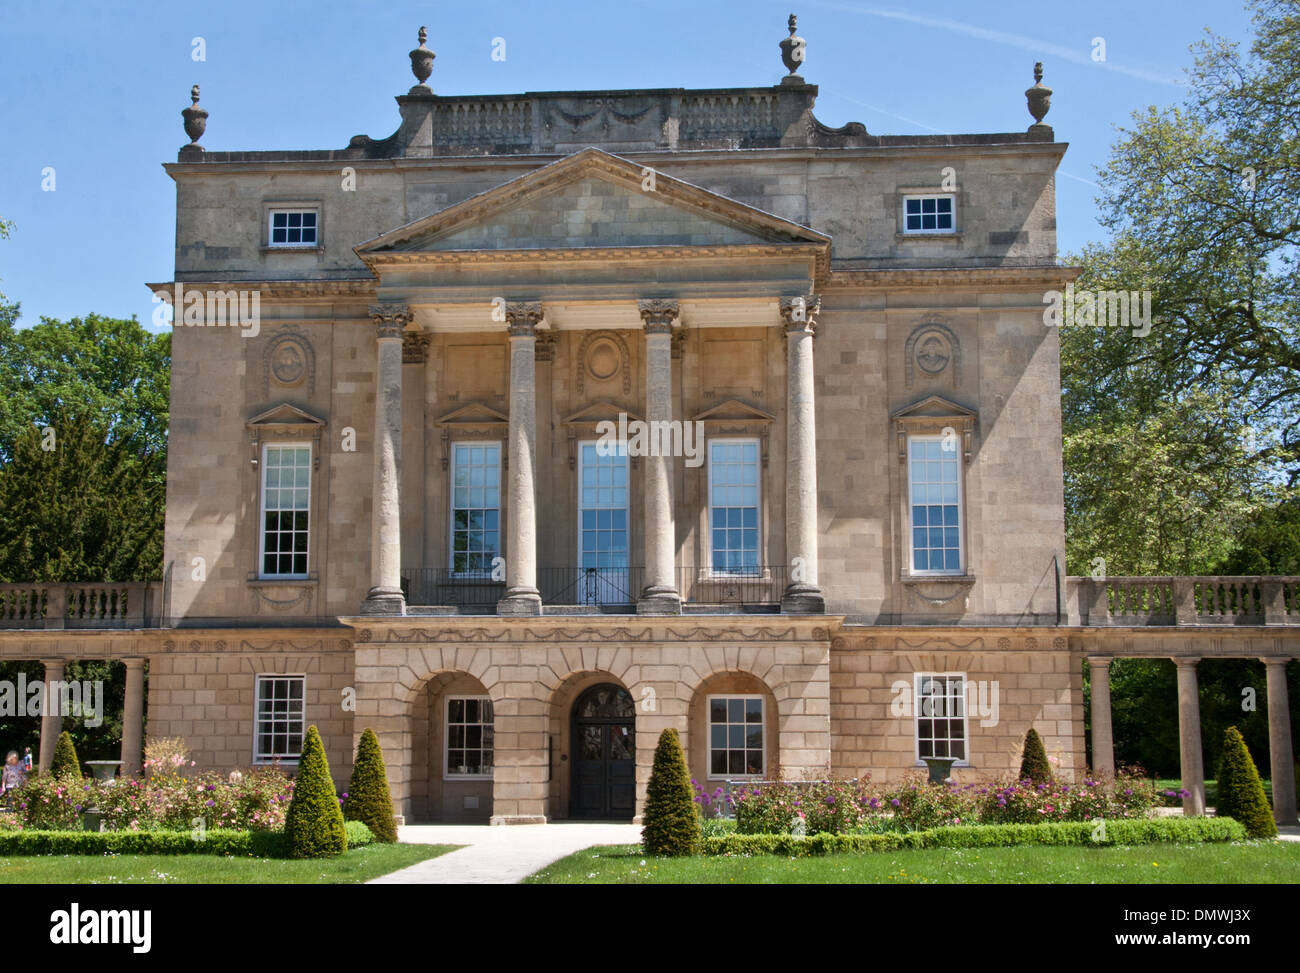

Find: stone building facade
[2,22,1295,827]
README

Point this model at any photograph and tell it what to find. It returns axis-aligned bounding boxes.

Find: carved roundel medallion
[266,332,312,390]
[916,334,950,374]
[585,337,621,382]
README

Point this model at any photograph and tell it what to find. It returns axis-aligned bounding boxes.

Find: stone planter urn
[923,757,956,784]
[182,85,207,144]
[81,761,120,831]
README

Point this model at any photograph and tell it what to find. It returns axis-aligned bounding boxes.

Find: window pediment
[891,395,977,463]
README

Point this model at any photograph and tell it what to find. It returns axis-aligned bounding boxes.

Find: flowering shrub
[733,778,876,835]
[691,779,733,818]
[728,769,1156,835]
[12,769,294,833]
[143,737,195,779]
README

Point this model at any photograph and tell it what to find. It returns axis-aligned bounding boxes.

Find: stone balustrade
[0,582,161,629]
[1068,576,1300,626]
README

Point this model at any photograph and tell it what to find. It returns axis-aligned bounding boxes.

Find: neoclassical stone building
[2,21,1295,826]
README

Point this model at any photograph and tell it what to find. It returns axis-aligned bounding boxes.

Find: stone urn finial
[409,25,435,91]
[779,13,806,84]
[1025,61,1052,132]
[182,84,208,145]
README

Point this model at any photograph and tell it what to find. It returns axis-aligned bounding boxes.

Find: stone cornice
[825,265,1082,291]
[148,279,377,302]
[341,615,842,644]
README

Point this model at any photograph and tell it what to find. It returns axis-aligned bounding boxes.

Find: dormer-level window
[268,209,318,247]
[902,194,955,234]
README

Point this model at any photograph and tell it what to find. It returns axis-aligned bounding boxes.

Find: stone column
[1263,658,1298,825]
[38,658,65,771]
[362,303,410,614]
[1175,657,1206,815]
[120,658,146,776]
[637,299,682,614]
[498,302,544,615]
[1087,656,1115,778]
[780,296,824,613]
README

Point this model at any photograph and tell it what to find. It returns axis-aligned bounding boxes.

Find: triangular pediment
[562,400,643,425]
[356,148,829,256]
[891,395,977,421]
[246,403,327,428]
[435,402,509,425]
[691,398,776,423]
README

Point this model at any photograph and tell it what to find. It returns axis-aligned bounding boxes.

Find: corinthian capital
[780,295,821,335]
[369,302,412,339]
[638,298,680,334]
[504,301,544,337]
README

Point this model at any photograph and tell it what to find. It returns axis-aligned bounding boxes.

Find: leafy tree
[283,726,347,858]
[0,407,164,584]
[641,728,700,856]
[0,314,170,464]
[1215,726,1277,836]
[343,728,398,843]
[1018,728,1053,784]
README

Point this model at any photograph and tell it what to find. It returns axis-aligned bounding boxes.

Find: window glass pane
[446,696,494,777]
[261,446,310,577]
[708,697,764,779]
[450,445,501,574]
[254,676,305,761]
[709,440,760,574]
[908,438,960,573]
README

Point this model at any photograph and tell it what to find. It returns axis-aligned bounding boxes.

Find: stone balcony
[0,582,163,629]
[1065,576,1300,626]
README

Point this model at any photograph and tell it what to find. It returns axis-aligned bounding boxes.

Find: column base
[637,590,681,615]
[781,585,825,614]
[360,588,406,615]
[497,589,542,616]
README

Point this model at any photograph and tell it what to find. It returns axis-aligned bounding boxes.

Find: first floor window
[708,439,760,575]
[915,674,967,762]
[268,209,318,246]
[908,436,962,574]
[903,194,954,233]
[450,443,501,575]
[261,444,311,577]
[708,695,764,778]
[254,675,305,761]
[446,696,494,777]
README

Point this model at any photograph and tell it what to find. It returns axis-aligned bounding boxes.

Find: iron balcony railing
[400,565,787,611]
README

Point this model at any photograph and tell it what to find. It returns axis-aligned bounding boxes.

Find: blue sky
[0,0,1256,329]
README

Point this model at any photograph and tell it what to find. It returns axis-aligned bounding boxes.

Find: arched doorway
[570,683,635,819]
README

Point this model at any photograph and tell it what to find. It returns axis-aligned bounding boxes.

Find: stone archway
[408,671,494,823]
[569,683,636,820]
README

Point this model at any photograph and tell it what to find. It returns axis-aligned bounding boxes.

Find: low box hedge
[0,821,373,857]
[700,817,1249,857]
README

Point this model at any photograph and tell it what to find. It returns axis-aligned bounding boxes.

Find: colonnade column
[362,302,410,614]
[498,302,544,615]
[38,658,65,771]
[780,295,824,613]
[637,299,682,614]
[1263,658,1298,825]
[1175,657,1206,816]
[1087,656,1115,778]
[120,658,146,776]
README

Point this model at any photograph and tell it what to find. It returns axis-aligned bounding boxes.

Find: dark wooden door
[570,684,635,820]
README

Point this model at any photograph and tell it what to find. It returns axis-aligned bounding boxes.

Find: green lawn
[0,843,458,884]
[526,842,1300,884]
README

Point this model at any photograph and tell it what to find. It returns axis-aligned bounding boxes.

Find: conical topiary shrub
[1215,726,1276,838]
[284,726,348,858]
[50,731,82,779]
[343,728,398,843]
[1018,728,1052,784]
[641,728,700,857]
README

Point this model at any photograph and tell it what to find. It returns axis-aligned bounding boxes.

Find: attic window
[902,195,955,234]
[268,209,318,247]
